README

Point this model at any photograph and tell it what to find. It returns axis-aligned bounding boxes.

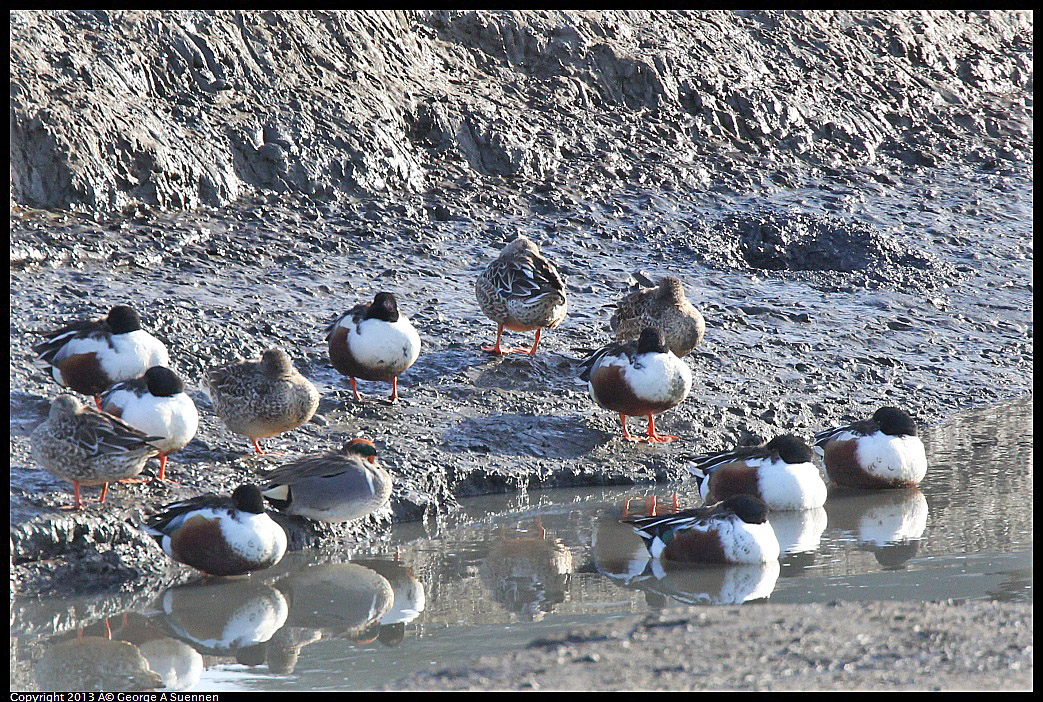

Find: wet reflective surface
[11,398,1032,691]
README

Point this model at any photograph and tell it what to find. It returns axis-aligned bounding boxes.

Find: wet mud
[9,11,1033,602]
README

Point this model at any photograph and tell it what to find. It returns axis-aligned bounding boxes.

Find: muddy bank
[9,10,1033,598]
[10,11,1032,210]
[383,599,1033,690]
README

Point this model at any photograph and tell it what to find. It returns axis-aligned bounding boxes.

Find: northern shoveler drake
[475,236,568,355]
[689,434,827,510]
[30,394,162,509]
[142,484,288,577]
[610,275,706,358]
[207,348,320,454]
[100,366,199,483]
[622,494,780,565]
[813,406,928,489]
[260,438,392,522]
[32,305,170,408]
[580,327,692,443]
[326,292,422,403]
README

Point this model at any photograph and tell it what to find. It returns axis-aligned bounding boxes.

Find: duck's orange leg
[350,377,365,402]
[520,328,544,356]
[482,324,509,354]
[389,376,399,403]
[645,415,679,444]
[620,413,645,442]
[155,453,179,484]
[93,395,104,411]
[58,481,86,510]
[252,439,284,457]
[98,482,109,503]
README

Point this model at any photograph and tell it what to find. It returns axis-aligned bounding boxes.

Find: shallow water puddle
[11,398,1032,691]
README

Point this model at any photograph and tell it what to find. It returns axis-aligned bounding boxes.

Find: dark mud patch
[725,210,946,280]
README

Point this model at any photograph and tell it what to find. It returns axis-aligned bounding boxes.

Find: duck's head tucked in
[260,349,295,378]
[873,406,918,436]
[365,292,400,323]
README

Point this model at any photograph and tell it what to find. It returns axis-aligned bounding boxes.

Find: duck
[610,275,706,358]
[326,292,421,403]
[621,494,780,565]
[30,394,162,509]
[813,406,928,489]
[260,438,392,522]
[99,366,199,483]
[480,521,574,621]
[142,484,288,577]
[32,304,170,408]
[475,236,568,355]
[207,348,320,454]
[579,327,692,443]
[688,434,827,510]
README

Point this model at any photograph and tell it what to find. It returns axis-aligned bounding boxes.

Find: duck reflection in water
[273,560,394,641]
[110,612,204,691]
[159,578,289,657]
[827,487,929,569]
[354,557,427,648]
[630,560,781,606]
[481,518,574,621]
[35,636,163,692]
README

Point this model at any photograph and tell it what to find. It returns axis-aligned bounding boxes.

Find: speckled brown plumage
[30,394,161,507]
[610,277,705,357]
[475,236,568,354]
[207,348,319,453]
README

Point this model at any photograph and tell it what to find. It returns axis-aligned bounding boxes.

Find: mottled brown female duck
[31,394,162,509]
[475,236,568,355]
[207,348,320,454]
[610,276,705,358]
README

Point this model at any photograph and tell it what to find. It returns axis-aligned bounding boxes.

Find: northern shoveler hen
[100,366,199,483]
[142,484,288,577]
[579,327,692,443]
[207,348,320,455]
[326,292,421,403]
[689,434,827,510]
[622,494,780,565]
[260,438,392,522]
[813,406,927,489]
[32,305,170,408]
[30,394,162,509]
[475,236,568,355]
[610,275,706,358]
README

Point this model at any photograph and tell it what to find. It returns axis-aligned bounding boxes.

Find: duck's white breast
[621,352,692,404]
[855,433,928,483]
[348,316,421,369]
